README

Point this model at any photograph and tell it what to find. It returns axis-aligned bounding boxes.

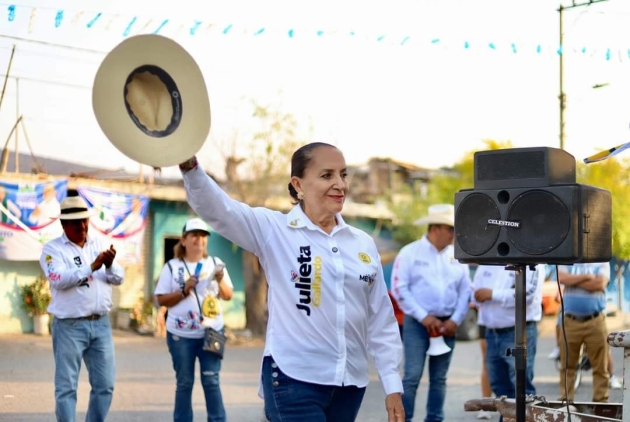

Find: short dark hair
[287,142,338,203]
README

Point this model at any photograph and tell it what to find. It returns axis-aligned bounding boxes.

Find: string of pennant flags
[2,3,630,61]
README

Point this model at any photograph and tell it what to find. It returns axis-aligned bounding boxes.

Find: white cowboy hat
[414,204,455,227]
[59,196,95,220]
[92,34,210,168]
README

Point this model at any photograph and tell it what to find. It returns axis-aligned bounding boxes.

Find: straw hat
[59,196,94,220]
[92,34,210,168]
[414,204,455,226]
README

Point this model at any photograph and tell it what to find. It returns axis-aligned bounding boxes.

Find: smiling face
[291,145,349,218]
[181,230,208,259]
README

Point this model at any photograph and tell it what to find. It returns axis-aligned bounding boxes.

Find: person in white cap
[154,217,234,422]
[38,194,125,422]
[390,204,471,422]
[178,143,404,422]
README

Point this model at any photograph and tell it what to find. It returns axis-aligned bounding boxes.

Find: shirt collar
[286,204,350,235]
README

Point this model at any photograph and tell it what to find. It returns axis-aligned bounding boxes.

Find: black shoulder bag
[182,258,227,359]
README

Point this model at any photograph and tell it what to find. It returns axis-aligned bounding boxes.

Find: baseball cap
[182,217,210,235]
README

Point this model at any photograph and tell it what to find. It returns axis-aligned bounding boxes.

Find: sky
[0,0,629,179]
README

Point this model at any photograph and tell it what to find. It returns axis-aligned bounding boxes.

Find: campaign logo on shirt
[74,256,82,267]
[359,272,377,286]
[293,245,323,316]
[358,252,371,264]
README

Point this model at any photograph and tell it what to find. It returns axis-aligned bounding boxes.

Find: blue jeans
[52,316,115,422]
[167,332,226,422]
[401,315,455,422]
[485,322,538,399]
[262,356,366,422]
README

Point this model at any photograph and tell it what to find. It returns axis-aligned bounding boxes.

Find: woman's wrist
[179,156,198,174]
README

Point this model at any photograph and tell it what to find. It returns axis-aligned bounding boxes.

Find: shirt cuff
[179,156,199,174]
[414,309,427,324]
[79,265,92,281]
[381,373,404,395]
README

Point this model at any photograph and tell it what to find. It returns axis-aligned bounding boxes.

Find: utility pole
[558,0,607,150]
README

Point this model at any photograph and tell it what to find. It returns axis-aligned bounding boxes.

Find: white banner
[77,187,149,265]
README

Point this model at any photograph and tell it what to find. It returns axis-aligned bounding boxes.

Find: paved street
[0,316,626,421]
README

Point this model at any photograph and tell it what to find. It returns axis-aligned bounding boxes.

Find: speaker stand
[505,264,534,422]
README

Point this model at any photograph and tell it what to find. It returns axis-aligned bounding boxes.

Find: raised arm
[181,158,274,256]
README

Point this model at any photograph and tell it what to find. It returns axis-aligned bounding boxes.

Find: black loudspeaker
[454,147,612,265]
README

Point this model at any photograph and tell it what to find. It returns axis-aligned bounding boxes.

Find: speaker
[454,147,612,265]
[455,184,611,264]
[475,147,576,189]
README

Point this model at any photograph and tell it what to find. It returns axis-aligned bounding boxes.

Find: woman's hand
[385,393,404,422]
[183,276,198,296]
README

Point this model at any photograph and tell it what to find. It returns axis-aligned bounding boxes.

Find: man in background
[391,204,471,422]
[39,195,125,422]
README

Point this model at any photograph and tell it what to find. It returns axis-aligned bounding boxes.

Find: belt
[75,314,104,321]
[488,321,537,335]
[436,315,452,322]
[566,312,601,322]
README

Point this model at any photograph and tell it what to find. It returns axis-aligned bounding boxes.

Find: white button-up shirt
[472,265,544,329]
[183,166,403,396]
[391,236,471,325]
[39,233,125,318]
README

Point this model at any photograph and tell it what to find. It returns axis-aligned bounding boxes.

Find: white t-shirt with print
[154,256,233,338]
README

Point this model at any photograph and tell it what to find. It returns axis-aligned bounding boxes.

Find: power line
[0,73,91,89]
[0,34,108,54]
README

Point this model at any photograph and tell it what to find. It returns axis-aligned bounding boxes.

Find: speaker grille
[455,193,501,256]
[476,151,546,181]
[507,190,571,255]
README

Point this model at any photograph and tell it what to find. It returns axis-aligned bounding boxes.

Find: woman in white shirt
[154,217,234,422]
[178,142,404,422]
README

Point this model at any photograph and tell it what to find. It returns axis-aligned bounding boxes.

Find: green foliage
[20,275,51,316]
[577,156,630,259]
[386,139,513,246]
[386,184,428,246]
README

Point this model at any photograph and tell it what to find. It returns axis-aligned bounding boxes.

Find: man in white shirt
[472,264,544,407]
[391,204,471,422]
[39,195,125,422]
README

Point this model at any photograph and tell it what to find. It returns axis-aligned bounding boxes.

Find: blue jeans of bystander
[401,315,456,422]
[52,316,115,422]
[167,331,226,422]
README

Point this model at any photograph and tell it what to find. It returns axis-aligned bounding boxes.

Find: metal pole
[512,264,527,422]
[557,0,608,150]
[0,44,16,114]
[14,77,19,173]
[559,6,565,150]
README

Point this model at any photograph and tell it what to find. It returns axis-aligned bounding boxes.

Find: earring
[297,192,305,201]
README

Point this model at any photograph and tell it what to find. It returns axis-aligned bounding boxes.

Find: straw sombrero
[414,204,455,226]
[92,34,210,168]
